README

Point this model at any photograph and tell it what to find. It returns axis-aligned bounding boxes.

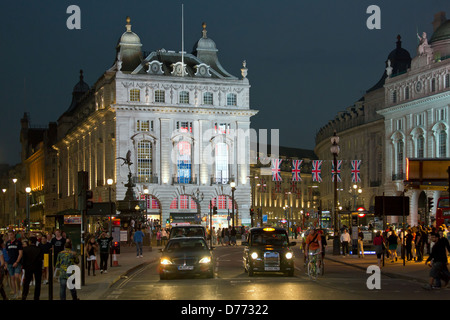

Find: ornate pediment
[171,62,187,77]
[147,61,163,75]
[194,63,211,78]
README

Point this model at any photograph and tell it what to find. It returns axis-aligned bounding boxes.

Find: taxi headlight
[285,252,293,259]
[251,252,259,260]
[160,258,173,265]
[199,257,211,264]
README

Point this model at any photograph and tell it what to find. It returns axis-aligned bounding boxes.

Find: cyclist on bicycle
[305,226,323,270]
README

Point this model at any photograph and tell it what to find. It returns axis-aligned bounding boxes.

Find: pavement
[10,238,438,300]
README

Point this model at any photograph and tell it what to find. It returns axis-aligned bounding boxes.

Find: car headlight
[199,257,211,264]
[251,252,258,260]
[285,252,293,259]
[160,258,173,265]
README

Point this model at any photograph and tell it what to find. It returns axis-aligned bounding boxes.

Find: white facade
[55,19,257,227]
[379,12,450,226]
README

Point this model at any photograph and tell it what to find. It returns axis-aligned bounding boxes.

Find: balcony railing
[172,176,197,185]
[132,175,159,184]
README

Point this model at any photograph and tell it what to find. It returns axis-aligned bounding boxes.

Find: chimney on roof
[432,11,447,32]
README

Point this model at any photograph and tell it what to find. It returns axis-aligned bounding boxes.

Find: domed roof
[73,70,89,93]
[430,19,450,43]
[192,22,218,54]
[118,17,142,46]
[366,35,411,93]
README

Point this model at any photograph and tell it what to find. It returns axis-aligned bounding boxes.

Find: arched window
[439,130,447,158]
[137,141,152,183]
[215,143,229,184]
[417,135,424,158]
[431,78,436,92]
[176,141,191,183]
[397,140,404,175]
[405,86,410,100]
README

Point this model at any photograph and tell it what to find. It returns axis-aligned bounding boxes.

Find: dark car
[169,225,207,239]
[242,227,296,277]
[159,237,214,280]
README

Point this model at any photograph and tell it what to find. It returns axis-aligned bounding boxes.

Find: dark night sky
[0,0,448,165]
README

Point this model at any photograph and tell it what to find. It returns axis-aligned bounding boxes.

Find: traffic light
[428,197,434,212]
[213,206,218,214]
[250,208,254,217]
[86,190,94,210]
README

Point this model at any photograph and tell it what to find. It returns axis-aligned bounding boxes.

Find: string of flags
[271,159,361,183]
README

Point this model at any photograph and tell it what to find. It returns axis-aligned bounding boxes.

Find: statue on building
[416,32,433,63]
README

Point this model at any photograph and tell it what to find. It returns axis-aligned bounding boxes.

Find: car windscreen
[250,232,289,246]
[170,227,205,238]
[166,239,208,251]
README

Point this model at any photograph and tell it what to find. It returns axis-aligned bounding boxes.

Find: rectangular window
[431,79,436,92]
[417,114,424,126]
[405,86,410,100]
[130,89,140,102]
[203,92,213,105]
[215,123,230,135]
[392,90,397,104]
[136,120,152,132]
[227,93,237,106]
[155,90,165,103]
[440,109,447,121]
[176,121,193,133]
[396,119,402,130]
[179,91,190,104]
[446,74,450,89]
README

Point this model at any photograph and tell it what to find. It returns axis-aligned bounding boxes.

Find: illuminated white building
[54,18,257,227]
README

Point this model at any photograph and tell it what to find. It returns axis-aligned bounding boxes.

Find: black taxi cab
[242,227,296,277]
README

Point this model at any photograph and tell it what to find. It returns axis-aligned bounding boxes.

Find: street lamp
[12,178,17,227]
[25,187,31,233]
[2,189,6,227]
[143,187,149,224]
[230,181,236,229]
[330,131,341,255]
[107,178,114,267]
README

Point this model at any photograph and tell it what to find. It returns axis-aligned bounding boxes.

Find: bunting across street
[292,159,302,181]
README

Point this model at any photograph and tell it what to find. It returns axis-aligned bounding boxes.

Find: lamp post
[143,187,149,224]
[349,184,362,255]
[330,131,341,255]
[107,178,114,267]
[25,187,31,233]
[230,181,236,229]
[2,189,6,227]
[12,179,17,227]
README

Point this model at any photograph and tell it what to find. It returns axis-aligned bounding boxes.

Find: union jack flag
[332,160,342,182]
[292,160,303,181]
[271,158,282,181]
[312,160,322,182]
[290,181,298,193]
[258,177,267,193]
[351,160,361,183]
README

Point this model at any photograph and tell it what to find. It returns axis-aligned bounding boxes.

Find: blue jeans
[136,242,143,256]
[59,278,78,300]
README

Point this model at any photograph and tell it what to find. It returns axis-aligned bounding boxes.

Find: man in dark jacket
[22,237,43,300]
[97,232,113,273]
[424,233,450,290]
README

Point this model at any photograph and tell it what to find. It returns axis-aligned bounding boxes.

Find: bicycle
[306,251,323,280]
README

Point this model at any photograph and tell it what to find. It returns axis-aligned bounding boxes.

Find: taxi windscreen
[166,238,208,251]
[250,231,289,246]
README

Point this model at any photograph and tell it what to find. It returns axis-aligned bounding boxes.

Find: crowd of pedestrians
[0,228,115,300]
